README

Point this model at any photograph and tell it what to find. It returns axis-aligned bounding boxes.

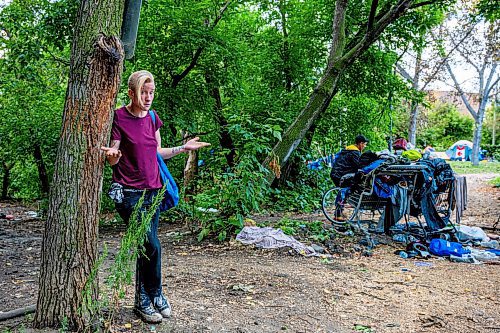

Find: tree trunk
[471,100,487,166]
[33,141,50,196]
[183,132,199,194]
[1,162,10,200]
[273,0,302,187]
[34,0,125,330]
[205,73,236,169]
[472,120,483,166]
[408,50,421,146]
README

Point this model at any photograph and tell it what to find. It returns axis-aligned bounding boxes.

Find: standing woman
[101,70,210,323]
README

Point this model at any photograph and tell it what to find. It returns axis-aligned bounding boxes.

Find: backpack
[393,137,408,151]
[149,111,179,211]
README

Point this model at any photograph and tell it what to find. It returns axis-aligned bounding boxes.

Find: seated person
[330,135,369,187]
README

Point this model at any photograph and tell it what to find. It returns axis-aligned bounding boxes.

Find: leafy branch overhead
[262,0,452,183]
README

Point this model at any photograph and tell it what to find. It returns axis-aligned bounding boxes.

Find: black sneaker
[153,294,172,318]
[134,305,163,323]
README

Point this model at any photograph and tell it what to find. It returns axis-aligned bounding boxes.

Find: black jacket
[330,145,361,186]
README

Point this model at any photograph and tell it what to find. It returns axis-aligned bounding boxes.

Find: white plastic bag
[456,225,490,242]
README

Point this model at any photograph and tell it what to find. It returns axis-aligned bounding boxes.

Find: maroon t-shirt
[110,106,164,189]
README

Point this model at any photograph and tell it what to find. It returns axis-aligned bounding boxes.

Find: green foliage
[489,176,500,187]
[481,105,499,148]
[419,103,474,150]
[481,144,500,161]
[1,0,461,240]
[192,154,271,242]
[271,159,332,213]
[0,0,70,199]
[474,0,499,21]
[81,190,165,328]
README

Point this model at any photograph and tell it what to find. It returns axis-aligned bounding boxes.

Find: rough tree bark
[262,0,427,183]
[34,0,125,330]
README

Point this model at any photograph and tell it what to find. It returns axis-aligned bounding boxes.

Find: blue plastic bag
[156,152,179,210]
[429,239,470,257]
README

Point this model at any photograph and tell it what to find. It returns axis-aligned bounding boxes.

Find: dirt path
[0,173,498,333]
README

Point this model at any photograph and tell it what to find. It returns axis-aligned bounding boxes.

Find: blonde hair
[127,70,155,109]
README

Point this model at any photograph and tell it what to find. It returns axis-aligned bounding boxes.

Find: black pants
[116,190,163,299]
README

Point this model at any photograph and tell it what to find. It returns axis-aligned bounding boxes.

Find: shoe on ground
[153,294,172,318]
[333,213,347,222]
[134,305,163,323]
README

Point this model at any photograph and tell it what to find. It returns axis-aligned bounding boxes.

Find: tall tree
[437,11,498,165]
[34,0,125,329]
[396,17,477,146]
[262,0,452,183]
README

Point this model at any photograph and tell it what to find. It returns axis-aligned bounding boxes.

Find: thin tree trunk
[471,101,487,166]
[33,141,50,196]
[273,0,302,187]
[205,72,236,168]
[408,50,421,145]
[472,121,482,165]
[163,1,232,142]
[183,132,198,194]
[34,0,125,330]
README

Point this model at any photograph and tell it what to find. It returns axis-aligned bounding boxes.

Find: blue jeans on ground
[115,189,163,302]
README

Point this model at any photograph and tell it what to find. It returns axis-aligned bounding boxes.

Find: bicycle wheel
[434,180,453,223]
[322,187,356,226]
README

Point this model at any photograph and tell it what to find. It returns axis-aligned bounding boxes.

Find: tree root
[0,305,36,322]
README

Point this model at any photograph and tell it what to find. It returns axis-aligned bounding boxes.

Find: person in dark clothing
[330,135,369,186]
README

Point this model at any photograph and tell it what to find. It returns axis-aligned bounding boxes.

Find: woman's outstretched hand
[101,146,122,165]
[184,137,211,151]
[101,146,122,158]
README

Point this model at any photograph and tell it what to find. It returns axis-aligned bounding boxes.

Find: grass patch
[488,176,500,187]
[449,161,500,175]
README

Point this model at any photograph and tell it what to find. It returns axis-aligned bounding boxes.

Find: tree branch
[396,63,413,82]
[423,25,477,90]
[340,0,414,67]
[170,0,232,87]
[409,0,437,9]
[483,64,498,98]
[327,0,349,67]
[367,0,379,31]
[445,61,479,121]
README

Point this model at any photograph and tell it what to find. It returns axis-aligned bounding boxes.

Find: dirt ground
[0,173,499,333]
